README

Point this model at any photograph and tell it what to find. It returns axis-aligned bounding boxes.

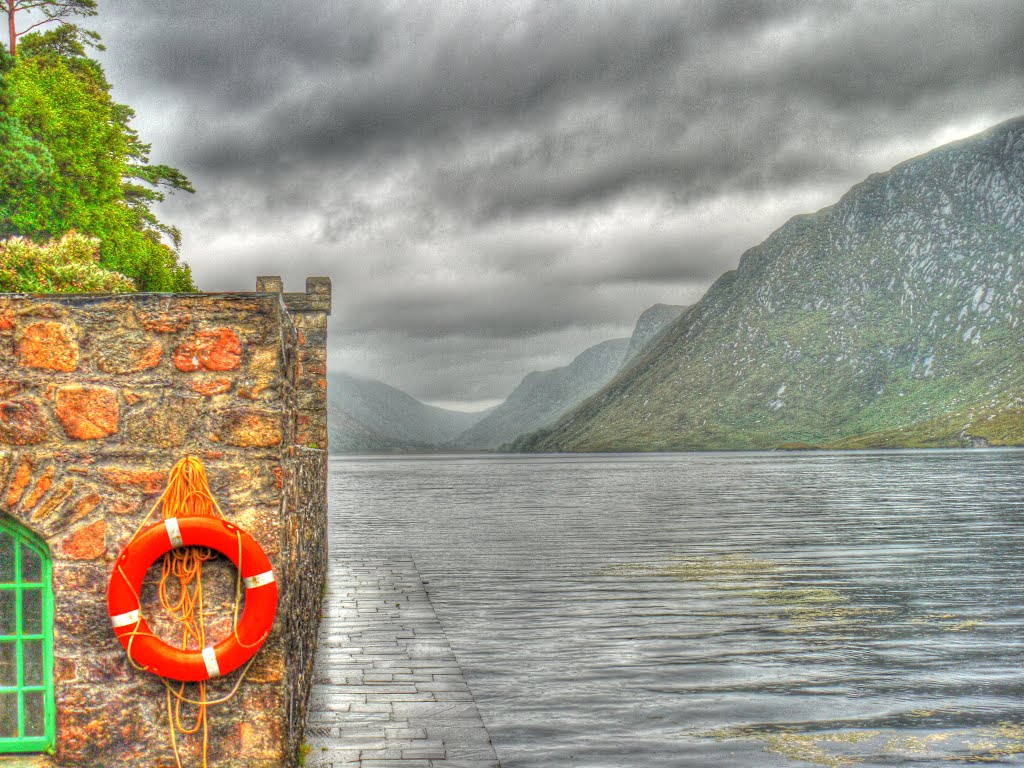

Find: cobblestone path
[304,556,500,768]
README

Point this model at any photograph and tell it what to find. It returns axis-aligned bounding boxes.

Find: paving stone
[308,555,500,767]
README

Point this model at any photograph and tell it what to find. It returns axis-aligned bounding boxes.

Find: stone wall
[0,277,330,767]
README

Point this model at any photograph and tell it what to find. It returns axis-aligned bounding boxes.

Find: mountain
[327,401,406,454]
[452,339,629,449]
[454,304,688,449]
[513,117,1024,452]
[328,372,485,453]
[624,304,688,361]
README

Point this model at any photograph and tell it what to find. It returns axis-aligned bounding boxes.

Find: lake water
[327,451,1024,767]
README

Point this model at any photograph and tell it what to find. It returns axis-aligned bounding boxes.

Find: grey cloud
[103,1,818,171]
[337,279,627,339]
[433,115,862,219]
[335,323,636,404]
[87,0,1024,407]
[775,3,1024,111]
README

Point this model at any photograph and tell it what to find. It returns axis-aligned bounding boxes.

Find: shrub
[0,230,136,293]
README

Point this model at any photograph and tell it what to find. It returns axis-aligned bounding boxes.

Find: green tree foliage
[0,230,136,293]
[0,26,195,291]
[0,50,49,210]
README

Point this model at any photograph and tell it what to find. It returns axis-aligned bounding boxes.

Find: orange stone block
[30,478,76,523]
[55,385,119,440]
[174,328,242,372]
[237,379,270,399]
[19,465,55,511]
[72,493,103,521]
[0,306,13,331]
[61,518,106,560]
[16,321,79,371]
[190,376,233,396]
[99,467,167,494]
[4,457,33,507]
[110,497,140,516]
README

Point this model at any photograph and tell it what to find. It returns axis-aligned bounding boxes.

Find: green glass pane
[23,690,45,737]
[0,642,15,687]
[23,640,43,686]
[0,531,13,583]
[0,591,14,636]
[21,589,42,635]
[20,545,41,584]
[0,691,16,737]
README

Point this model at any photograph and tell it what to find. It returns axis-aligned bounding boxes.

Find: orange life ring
[107,516,278,682]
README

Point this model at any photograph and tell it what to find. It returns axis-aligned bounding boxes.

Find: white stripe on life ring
[164,518,184,549]
[202,646,221,679]
[111,609,140,628]
[243,570,276,589]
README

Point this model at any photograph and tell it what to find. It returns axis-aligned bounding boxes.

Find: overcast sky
[83,0,1023,410]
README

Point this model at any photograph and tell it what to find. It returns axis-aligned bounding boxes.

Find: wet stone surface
[305,556,499,768]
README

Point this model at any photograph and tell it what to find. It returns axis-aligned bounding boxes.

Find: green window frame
[0,516,55,754]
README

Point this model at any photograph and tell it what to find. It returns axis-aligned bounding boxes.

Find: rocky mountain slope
[452,339,629,449]
[328,372,484,453]
[454,304,688,449]
[513,117,1024,452]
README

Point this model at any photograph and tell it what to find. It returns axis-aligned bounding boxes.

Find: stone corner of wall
[254,276,332,316]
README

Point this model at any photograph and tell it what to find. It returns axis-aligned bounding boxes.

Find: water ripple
[329,450,1024,767]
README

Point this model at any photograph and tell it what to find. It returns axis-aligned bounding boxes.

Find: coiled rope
[117,455,257,768]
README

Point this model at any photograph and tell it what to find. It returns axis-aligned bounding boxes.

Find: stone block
[16,321,79,371]
[174,328,243,371]
[122,394,202,448]
[30,478,76,524]
[139,309,192,333]
[0,395,51,445]
[248,348,279,378]
[99,466,168,494]
[55,384,119,440]
[94,332,163,374]
[60,518,106,560]
[19,464,54,510]
[215,409,283,447]
[4,456,34,507]
[190,376,233,396]
[255,276,284,293]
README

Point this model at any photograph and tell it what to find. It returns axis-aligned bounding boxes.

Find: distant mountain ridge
[327,372,484,453]
[453,304,687,449]
[513,117,1024,451]
[328,303,688,453]
[451,338,630,449]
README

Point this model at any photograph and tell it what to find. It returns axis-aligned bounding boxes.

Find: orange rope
[158,457,220,768]
[121,455,246,768]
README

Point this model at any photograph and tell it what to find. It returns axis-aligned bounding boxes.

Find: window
[0,517,55,753]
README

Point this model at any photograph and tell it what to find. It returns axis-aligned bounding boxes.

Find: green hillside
[514,117,1024,452]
